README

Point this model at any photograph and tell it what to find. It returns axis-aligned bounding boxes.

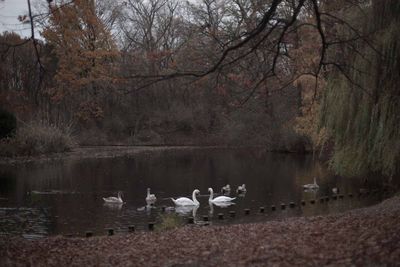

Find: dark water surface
[0,148,386,238]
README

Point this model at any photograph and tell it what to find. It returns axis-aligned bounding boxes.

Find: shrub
[0,121,76,157]
[155,214,184,231]
[0,137,18,157]
[16,121,76,155]
[0,108,16,139]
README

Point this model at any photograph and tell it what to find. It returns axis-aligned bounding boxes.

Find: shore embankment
[1,196,399,266]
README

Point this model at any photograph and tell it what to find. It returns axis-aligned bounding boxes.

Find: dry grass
[0,121,76,157]
[155,214,184,231]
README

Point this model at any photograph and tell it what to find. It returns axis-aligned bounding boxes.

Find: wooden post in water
[85,231,93,238]
[148,222,155,231]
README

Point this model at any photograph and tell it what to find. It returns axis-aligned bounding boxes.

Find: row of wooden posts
[82,189,384,238]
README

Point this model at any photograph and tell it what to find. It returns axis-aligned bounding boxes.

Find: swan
[332,187,339,194]
[208,188,236,203]
[103,191,123,204]
[236,184,247,194]
[171,189,200,206]
[221,184,231,194]
[145,188,157,203]
[211,201,235,208]
[303,177,319,190]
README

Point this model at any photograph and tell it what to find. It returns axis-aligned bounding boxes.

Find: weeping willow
[320,0,400,177]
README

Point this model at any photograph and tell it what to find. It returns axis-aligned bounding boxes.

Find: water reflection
[0,147,390,237]
[212,202,235,208]
[175,205,198,217]
[209,201,235,216]
[137,204,156,216]
[237,192,246,198]
[103,202,123,210]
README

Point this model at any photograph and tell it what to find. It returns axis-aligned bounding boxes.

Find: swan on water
[208,188,236,203]
[171,189,200,206]
[146,188,157,203]
[303,177,319,190]
[103,191,123,204]
[221,184,231,194]
[236,184,247,194]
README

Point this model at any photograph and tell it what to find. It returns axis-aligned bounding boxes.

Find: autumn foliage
[42,0,118,123]
[1,0,398,177]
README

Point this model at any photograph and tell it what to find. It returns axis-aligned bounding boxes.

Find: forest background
[0,0,399,179]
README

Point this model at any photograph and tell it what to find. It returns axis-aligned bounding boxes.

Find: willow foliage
[320,0,400,177]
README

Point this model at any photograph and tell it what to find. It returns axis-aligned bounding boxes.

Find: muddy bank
[1,196,399,266]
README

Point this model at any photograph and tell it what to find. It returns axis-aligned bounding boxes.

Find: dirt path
[1,196,399,266]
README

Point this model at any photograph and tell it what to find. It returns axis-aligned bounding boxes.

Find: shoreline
[0,145,289,165]
[1,196,399,266]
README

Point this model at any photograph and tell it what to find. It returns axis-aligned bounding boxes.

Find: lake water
[0,147,387,238]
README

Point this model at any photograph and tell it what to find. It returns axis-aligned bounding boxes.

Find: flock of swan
[103,184,247,208]
[302,177,319,190]
[103,178,339,209]
[302,177,339,195]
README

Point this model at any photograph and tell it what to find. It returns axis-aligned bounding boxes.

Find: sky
[0,0,35,37]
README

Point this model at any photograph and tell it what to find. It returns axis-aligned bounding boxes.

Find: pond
[0,147,387,238]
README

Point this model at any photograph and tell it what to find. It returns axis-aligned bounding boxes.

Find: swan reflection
[137,204,156,215]
[175,205,198,218]
[103,202,123,210]
[303,188,318,193]
[213,201,235,208]
[209,201,235,215]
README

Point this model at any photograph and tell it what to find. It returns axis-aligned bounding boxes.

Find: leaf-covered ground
[1,196,399,266]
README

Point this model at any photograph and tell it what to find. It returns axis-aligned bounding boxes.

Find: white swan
[303,177,319,190]
[221,184,231,194]
[171,189,200,206]
[208,188,236,203]
[236,184,247,194]
[103,191,123,204]
[145,188,157,203]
